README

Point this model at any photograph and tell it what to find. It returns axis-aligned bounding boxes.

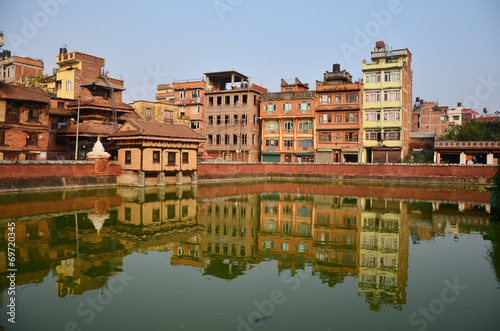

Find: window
[319,132,331,142]
[168,152,176,166]
[241,114,247,125]
[179,90,186,99]
[345,132,358,142]
[224,115,230,125]
[191,89,200,98]
[26,132,38,147]
[216,115,221,125]
[266,138,278,146]
[216,96,222,106]
[6,108,20,123]
[365,72,381,83]
[283,102,292,113]
[297,101,311,113]
[28,109,40,122]
[335,95,342,103]
[208,116,214,126]
[225,95,230,105]
[0,129,6,145]
[319,94,331,104]
[365,111,381,121]
[264,102,277,114]
[365,91,381,102]
[453,115,460,120]
[384,71,400,82]
[182,152,189,164]
[153,151,160,163]
[208,97,214,106]
[125,207,131,221]
[65,80,72,91]
[284,121,293,132]
[345,113,358,123]
[299,139,313,149]
[265,121,279,132]
[335,114,342,123]
[242,95,248,105]
[125,151,131,164]
[225,134,230,145]
[384,110,400,121]
[384,90,400,102]
[179,106,186,116]
[208,135,213,145]
[319,113,332,123]
[216,135,221,145]
[190,105,200,114]
[241,134,247,145]
[233,135,238,145]
[346,93,358,103]
[284,139,293,147]
[298,120,313,132]
[233,115,239,125]
[234,95,240,105]
[164,111,173,120]
[145,108,152,119]
[384,130,400,141]
[365,130,382,141]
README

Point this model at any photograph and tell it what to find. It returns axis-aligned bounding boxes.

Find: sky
[1,0,499,112]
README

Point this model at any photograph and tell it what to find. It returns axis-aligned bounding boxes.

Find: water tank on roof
[332,63,340,72]
[59,47,67,55]
[458,102,462,107]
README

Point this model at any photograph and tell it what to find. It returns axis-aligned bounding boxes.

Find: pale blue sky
[1,0,499,112]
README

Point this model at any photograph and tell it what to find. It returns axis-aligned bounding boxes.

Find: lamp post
[74,96,80,160]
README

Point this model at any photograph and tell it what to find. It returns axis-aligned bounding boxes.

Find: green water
[0,183,499,331]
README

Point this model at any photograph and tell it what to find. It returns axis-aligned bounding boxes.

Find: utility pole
[74,96,80,160]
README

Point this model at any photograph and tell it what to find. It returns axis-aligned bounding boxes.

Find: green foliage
[403,151,434,163]
[439,120,500,141]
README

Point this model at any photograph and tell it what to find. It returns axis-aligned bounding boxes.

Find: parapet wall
[0,159,121,192]
[198,162,498,184]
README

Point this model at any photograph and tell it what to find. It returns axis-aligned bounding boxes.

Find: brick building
[155,83,175,102]
[260,78,316,163]
[411,100,449,138]
[0,53,44,84]
[130,100,187,125]
[0,83,51,160]
[204,71,267,162]
[316,64,363,163]
[362,41,412,163]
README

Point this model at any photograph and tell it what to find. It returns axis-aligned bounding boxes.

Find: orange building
[260,78,316,163]
[411,100,449,137]
[0,54,44,84]
[316,64,363,163]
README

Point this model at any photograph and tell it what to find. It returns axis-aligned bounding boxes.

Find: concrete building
[155,83,175,102]
[434,140,500,165]
[171,80,205,134]
[447,103,463,126]
[0,83,50,160]
[362,41,412,163]
[260,78,316,163]
[316,64,363,163]
[204,70,267,162]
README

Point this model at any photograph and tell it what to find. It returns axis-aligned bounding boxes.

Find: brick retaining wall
[198,162,498,184]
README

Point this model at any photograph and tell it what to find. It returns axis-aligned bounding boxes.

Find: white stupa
[86,137,111,159]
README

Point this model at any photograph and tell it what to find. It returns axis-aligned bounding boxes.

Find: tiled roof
[81,76,124,91]
[0,83,50,104]
[109,119,206,141]
[67,97,134,111]
[60,121,117,136]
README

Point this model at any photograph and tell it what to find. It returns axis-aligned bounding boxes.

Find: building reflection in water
[0,184,494,312]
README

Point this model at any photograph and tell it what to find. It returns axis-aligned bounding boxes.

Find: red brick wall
[0,160,121,179]
[199,163,497,183]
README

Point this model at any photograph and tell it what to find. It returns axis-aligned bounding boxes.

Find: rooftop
[0,82,50,104]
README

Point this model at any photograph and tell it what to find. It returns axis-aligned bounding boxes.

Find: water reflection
[0,183,495,316]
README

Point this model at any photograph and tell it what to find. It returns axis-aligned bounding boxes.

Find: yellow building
[130,100,189,125]
[362,41,412,163]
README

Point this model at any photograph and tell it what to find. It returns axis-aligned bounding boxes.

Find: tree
[439,120,500,141]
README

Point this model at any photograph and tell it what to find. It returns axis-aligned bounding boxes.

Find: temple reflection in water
[0,183,493,313]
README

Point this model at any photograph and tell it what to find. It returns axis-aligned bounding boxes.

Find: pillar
[487,152,494,165]
[176,171,183,186]
[460,152,466,165]
[138,171,145,187]
[157,172,165,186]
[191,170,198,185]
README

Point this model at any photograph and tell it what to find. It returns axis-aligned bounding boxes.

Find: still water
[0,182,499,331]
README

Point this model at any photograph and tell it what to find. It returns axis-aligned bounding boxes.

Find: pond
[0,182,499,331]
